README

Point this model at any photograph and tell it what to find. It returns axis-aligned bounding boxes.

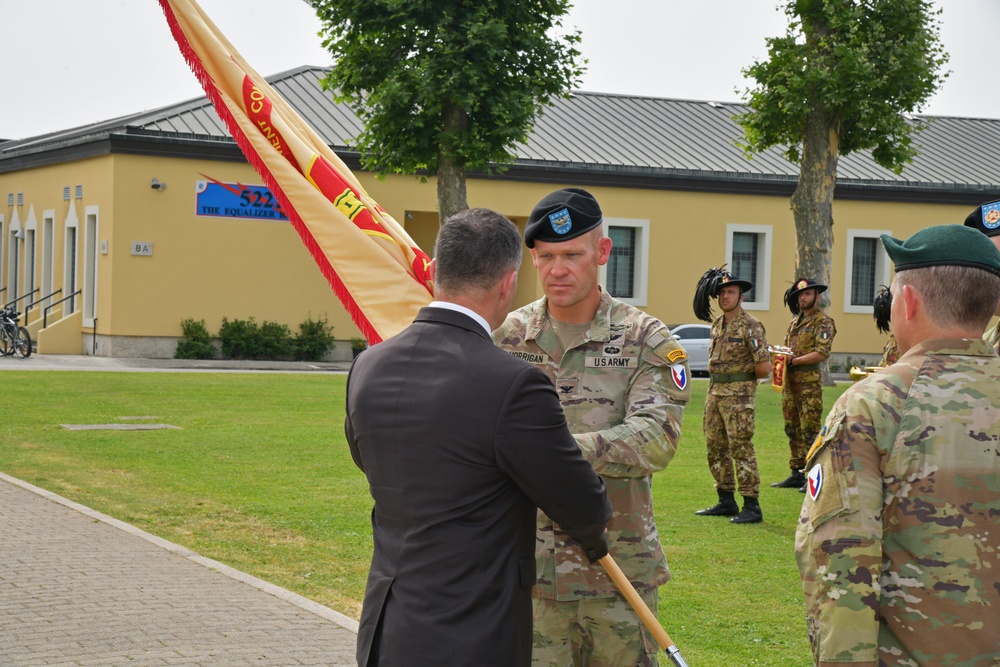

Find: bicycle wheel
[13,326,31,358]
[0,326,12,356]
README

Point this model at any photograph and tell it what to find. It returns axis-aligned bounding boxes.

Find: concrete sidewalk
[0,353,353,373]
[0,472,359,666]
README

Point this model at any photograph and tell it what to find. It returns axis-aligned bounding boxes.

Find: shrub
[258,320,293,359]
[175,318,215,359]
[294,315,335,361]
[219,317,262,360]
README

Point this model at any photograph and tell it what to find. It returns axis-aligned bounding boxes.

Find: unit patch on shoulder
[670,363,688,390]
[806,463,823,500]
[666,348,687,363]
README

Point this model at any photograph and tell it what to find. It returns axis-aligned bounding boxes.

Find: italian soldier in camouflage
[965,198,1000,353]
[692,268,771,523]
[494,188,690,667]
[772,278,836,491]
[796,224,1000,667]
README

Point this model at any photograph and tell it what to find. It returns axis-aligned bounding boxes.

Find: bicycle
[0,306,32,358]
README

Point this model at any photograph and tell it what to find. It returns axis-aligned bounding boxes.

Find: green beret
[524,188,603,248]
[880,225,1000,277]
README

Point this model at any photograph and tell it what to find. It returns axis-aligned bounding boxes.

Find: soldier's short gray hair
[897,265,1000,330]
[434,208,522,296]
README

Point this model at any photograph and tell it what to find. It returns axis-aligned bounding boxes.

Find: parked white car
[668,323,711,376]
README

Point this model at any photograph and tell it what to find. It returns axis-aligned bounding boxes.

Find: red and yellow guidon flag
[158,0,433,343]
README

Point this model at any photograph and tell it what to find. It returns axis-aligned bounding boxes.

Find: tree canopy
[739,0,948,173]
[310,0,584,222]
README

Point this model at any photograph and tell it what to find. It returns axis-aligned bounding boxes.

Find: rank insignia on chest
[671,364,688,390]
[806,464,823,500]
[556,378,577,396]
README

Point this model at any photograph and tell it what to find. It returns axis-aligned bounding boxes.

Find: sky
[2,0,997,141]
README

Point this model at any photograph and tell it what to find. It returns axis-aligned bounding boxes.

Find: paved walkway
[1,355,359,665]
[0,472,359,666]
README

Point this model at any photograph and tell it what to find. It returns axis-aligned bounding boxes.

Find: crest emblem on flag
[548,208,573,235]
[670,364,688,390]
[807,464,823,500]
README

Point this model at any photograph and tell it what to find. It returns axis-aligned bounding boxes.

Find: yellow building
[2,66,998,360]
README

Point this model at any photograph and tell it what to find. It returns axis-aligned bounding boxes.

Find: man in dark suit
[345,208,612,667]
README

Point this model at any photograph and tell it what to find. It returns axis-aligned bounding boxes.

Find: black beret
[524,188,603,248]
[963,200,1000,237]
[881,225,1000,277]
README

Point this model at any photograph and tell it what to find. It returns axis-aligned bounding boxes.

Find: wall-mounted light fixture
[151,178,167,191]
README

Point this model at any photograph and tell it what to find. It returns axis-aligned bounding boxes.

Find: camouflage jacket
[784,310,836,385]
[494,288,691,599]
[794,338,1000,667]
[707,309,769,397]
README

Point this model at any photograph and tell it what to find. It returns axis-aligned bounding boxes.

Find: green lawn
[0,371,847,666]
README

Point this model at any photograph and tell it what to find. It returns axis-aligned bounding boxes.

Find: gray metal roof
[3,65,999,200]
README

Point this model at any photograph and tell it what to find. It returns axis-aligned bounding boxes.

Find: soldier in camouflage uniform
[965,198,1000,353]
[796,224,1000,667]
[878,333,899,366]
[692,270,771,524]
[772,278,836,491]
[494,188,690,667]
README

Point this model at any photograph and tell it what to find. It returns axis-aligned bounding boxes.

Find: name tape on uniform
[585,356,638,369]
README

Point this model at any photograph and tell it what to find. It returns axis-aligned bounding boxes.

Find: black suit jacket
[345,306,610,667]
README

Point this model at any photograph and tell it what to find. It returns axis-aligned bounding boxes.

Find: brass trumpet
[849,366,883,382]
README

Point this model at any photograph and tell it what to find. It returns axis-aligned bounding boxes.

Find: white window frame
[24,207,38,302]
[83,205,99,327]
[725,223,773,311]
[42,210,55,309]
[64,205,79,316]
[844,228,892,314]
[600,217,649,307]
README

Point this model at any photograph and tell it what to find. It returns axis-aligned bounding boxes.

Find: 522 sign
[195,178,290,221]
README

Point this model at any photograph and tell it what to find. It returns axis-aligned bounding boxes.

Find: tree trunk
[791,107,839,386]
[790,107,839,300]
[437,102,469,226]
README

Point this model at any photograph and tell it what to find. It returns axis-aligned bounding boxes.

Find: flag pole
[598,554,691,667]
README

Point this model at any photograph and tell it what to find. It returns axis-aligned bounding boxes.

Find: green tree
[738,0,948,292]
[309,0,583,224]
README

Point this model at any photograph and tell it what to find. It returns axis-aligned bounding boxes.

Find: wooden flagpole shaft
[598,554,691,667]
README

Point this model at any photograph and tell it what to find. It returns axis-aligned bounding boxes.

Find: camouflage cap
[963,199,1000,237]
[524,188,603,248]
[881,224,1000,277]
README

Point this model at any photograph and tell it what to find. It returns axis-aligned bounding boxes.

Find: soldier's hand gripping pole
[598,554,691,667]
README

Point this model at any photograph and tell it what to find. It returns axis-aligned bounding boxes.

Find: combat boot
[695,489,739,517]
[770,469,805,489]
[730,496,763,524]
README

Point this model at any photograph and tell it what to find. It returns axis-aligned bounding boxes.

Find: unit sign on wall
[195,177,289,221]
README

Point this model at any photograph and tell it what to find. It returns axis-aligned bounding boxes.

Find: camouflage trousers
[532,591,659,667]
[781,381,823,470]
[702,393,760,497]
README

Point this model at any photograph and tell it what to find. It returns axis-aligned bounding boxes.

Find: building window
[725,223,773,311]
[600,218,649,307]
[844,229,892,314]
[731,232,759,302]
[65,222,78,315]
[607,226,636,298]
